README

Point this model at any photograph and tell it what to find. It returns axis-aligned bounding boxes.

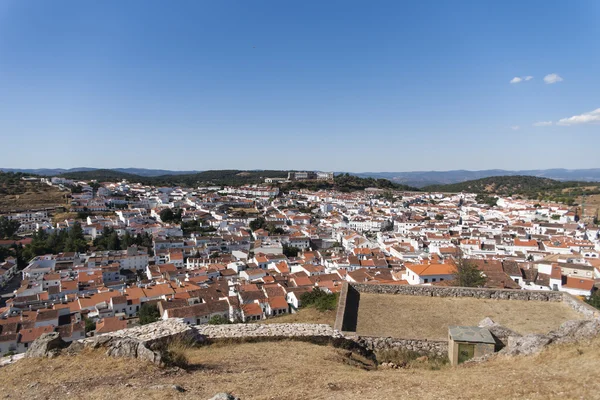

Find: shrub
[377,348,449,370]
[586,290,600,310]
[161,338,194,369]
[208,315,231,325]
[84,318,96,333]
[300,288,338,312]
[139,303,160,325]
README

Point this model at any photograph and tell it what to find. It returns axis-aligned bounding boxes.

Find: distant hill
[283,173,418,192]
[0,167,200,177]
[59,169,290,187]
[4,167,600,186]
[60,169,143,182]
[353,169,600,188]
[40,169,409,191]
[422,175,598,196]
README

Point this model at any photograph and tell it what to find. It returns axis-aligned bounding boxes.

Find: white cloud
[557,108,600,126]
[533,121,553,127]
[544,73,563,84]
[510,125,520,130]
[510,76,534,84]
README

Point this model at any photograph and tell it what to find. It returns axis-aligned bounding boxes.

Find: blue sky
[0,0,598,172]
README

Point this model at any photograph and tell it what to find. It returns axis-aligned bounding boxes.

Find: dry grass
[577,193,600,219]
[1,338,600,399]
[162,339,195,368]
[0,182,67,213]
[356,294,584,340]
[255,307,336,326]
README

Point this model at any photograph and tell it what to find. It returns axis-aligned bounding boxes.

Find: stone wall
[196,323,343,339]
[352,283,565,302]
[333,283,360,332]
[91,318,201,345]
[355,336,448,358]
[351,283,598,318]
[561,293,600,319]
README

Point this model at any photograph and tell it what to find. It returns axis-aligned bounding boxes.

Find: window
[424,279,428,283]
[432,278,436,282]
[440,278,444,281]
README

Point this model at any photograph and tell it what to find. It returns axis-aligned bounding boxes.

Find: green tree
[586,290,600,310]
[139,303,160,325]
[475,194,497,207]
[382,190,394,203]
[106,231,121,250]
[84,318,96,333]
[451,250,486,288]
[0,217,20,239]
[208,315,231,325]
[434,214,444,220]
[159,208,175,223]
[283,245,300,258]
[64,222,87,252]
[249,217,266,231]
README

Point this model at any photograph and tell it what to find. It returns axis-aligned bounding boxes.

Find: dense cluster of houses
[0,178,599,356]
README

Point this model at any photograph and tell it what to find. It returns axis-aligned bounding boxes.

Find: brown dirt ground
[0,182,67,213]
[1,338,600,399]
[578,193,600,219]
[356,294,584,340]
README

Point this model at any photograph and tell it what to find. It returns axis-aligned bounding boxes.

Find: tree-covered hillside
[60,169,289,187]
[423,175,600,198]
[59,169,415,192]
[283,173,418,192]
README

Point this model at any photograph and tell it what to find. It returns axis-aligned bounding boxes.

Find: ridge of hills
[3,167,600,187]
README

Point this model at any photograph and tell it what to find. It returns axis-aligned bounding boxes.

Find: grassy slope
[2,338,600,399]
[356,294,584,340]
[0,180,67,213]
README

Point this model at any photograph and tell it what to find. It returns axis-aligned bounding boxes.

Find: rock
[549,319,600,344]
[209,393,240,400]
[25,332,66,358]
[105,338,141,359]
[172,385,185,393]
[478,317,521,348]
[74,335,163,365]
[327,383,341,391]
[150,384,185,392]
[478,317,495,327]
[501,334,552,356]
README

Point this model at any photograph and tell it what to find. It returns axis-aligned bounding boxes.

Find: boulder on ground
[209,393,241,400]
[69,335,163,365]
[25,332,67,358]
[500,334,552,356]
[549,319,600,344]
[478,317,522,348]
